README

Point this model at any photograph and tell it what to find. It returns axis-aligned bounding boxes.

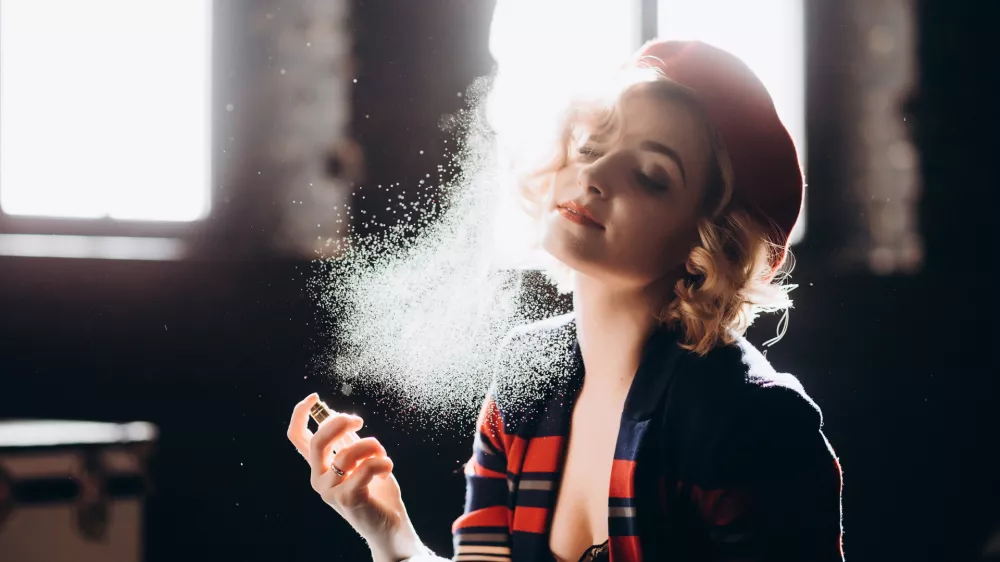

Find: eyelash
[577,145,670,192]
[636,172,670,192]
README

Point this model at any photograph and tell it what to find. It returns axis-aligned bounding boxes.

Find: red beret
[631,40,802,272]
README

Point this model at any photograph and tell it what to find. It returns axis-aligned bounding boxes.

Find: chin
[542,220,673,291]
[540,217,607,280]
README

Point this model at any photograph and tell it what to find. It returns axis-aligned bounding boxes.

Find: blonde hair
[505,68,794,355]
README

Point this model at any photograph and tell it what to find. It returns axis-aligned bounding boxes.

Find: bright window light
[487,0,640,268]
[658,0,806,242]
[0,0,212,222]
[487,0,640,153]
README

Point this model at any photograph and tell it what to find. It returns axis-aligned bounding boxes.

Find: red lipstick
[557,201,604,229]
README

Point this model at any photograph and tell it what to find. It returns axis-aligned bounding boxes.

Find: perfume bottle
[309,398,361,453]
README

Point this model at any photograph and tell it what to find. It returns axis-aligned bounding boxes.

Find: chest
[548,386,628,562]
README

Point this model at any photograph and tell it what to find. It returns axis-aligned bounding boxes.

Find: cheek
[611,202,697,275]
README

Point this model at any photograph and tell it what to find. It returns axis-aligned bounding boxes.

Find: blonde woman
[288,40,844,562]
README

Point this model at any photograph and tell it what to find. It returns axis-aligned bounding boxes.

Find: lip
[557,201,605,229]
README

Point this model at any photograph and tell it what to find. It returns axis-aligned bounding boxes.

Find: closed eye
[635,171,670,192]
[577,145,602,160]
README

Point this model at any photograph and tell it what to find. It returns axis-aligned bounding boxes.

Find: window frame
[0,0,219,247]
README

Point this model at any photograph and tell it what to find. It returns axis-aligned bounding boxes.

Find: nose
[577,162,611,198]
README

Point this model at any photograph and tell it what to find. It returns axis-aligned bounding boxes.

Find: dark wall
[1,1,997,561]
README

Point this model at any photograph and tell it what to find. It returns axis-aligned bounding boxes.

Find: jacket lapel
[609,326,685,562]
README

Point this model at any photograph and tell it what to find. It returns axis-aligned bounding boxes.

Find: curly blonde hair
[504,68,794,355]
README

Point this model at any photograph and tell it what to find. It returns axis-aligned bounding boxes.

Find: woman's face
[540,87,714,290]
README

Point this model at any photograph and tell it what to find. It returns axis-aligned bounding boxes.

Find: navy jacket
[451,313,844,561]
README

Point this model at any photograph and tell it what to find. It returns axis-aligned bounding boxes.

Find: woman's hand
[287,393,429,562]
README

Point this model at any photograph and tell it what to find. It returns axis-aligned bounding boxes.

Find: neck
[571,272,666,392]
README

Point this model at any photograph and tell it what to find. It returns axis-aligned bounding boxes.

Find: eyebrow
[640,140,687,187]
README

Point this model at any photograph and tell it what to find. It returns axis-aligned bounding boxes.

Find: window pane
[658,0,806,242]
[487,0,640,267]
[487,0,639,141]
[0,0,212,222]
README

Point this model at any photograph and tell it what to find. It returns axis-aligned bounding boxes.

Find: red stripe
[522,436,564,473]
[506,436,528,476]
[609,535,642,562]
[467,459,506,479]
[512,506,549,534]
[609,459,637,498]
[451,505,512,534]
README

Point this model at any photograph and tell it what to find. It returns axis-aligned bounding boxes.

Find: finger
[309,413,364,480]
[332,437,387,475]
[337,457,394,504]
[313,455,347,493]
[287,393,319,458]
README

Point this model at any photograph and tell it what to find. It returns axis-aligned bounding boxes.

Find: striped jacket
[450,314,844,562]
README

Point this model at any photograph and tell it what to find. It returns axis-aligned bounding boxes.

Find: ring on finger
[330,461,346,477]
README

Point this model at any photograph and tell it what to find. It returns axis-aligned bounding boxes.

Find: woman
[287,40,845,562]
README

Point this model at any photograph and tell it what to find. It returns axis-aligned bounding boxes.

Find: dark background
[1,1,997,561]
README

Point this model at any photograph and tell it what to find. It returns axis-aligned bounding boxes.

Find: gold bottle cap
[309,400,331,424]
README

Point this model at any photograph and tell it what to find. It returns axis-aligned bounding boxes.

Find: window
[0,0,212,258]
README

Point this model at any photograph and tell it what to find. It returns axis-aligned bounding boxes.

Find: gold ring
[330,462,346,477]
